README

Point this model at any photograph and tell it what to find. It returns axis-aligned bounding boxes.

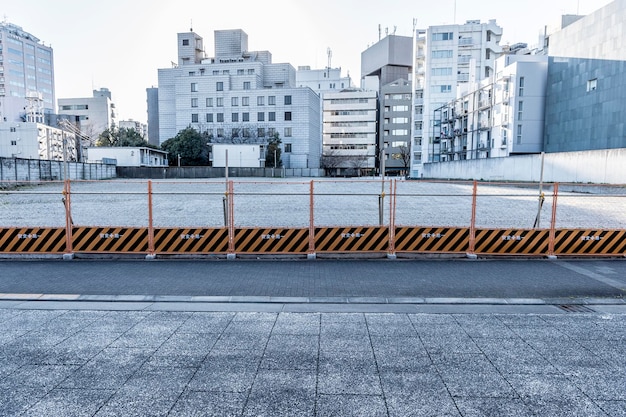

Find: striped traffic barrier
[473,229,550,255]
[394,227,469,253]
[153,228,229,254]
[72,227,149,254]
[0,227,66,254]
[234,228,309,254]
[553,229,626,256]
[315,226,389,253]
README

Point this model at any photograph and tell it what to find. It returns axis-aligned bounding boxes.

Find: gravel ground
[1,178,625,229]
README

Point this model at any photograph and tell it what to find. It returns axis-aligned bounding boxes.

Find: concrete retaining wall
[117,166,325,179]
[0,157,116,186]
[422,148,626,184]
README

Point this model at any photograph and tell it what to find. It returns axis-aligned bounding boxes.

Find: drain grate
[557,304,595,313]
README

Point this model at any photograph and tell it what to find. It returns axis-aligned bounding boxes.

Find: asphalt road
[1,258,625,302]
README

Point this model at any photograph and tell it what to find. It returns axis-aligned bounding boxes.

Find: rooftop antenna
[393,26,397,35]
[326,47,332,77]
[453,0,457,24]
[190,19,193,32]
[378,24,381,41]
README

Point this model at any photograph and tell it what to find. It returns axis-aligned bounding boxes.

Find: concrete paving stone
[0,364,79,390]
[439,370,519,399]
[567,371,626,401]
[175,312,235,333]
[549,354,616,376]
[316,394,388,417]
[379,370,448,397]
[408,313,460,325]
[0,360,22,378]
[108,329,175,349]
[0,329,28,346]
[366,317,420,338]
[475,340,561,375]
[211,331,270,351]
[320,320,370,337]
[318,352,382,396]
[0,385,49,416]
[370,335,427,354]
[169,390,247,417]
[504,373,586,399]
[22,388,115,417]
[142,353,207,369]
[419,334,482,355]
[322,312,367,325]
[223,319,275,335]
[153,332,219,356]
[242,391,315,417]
[260,349,318,371]
[94,392,180,417]
[523,396,611,417]
[386,393,462,417]
[492,314,554,327]
[124,319,185,334]
[116,366,196,397]
[0,309,65,331]
[266,334,319,352]
[272,312,320,335]
[432,353,500,373]
[373,345,434,373]
[453,397,534,417]
[576,339,626,365]
[189,351,262,393]
[595,401,626,416]
[231,312,278,322]
[320,333,373,353]
[453,316,520,339]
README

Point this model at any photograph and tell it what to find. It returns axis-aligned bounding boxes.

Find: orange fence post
[548,182,559,257]
[308,180,315,257]
[63,179,73,258]
[388,179,396,256]
[468,180,478,256]
[147,180,155,258]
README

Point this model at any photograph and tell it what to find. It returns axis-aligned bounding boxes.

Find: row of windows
[186,67,255,76]
[383,93,412,100]
[432,50,453,59]
[193,90,292,107]
[192,111,292,123]
[199,127,293,139]
[328,98,370,104]
[326,144,369,150]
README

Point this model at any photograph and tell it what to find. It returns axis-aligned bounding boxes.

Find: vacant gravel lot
[1,178,625,229]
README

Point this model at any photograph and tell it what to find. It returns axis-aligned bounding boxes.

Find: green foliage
[265,133,282,168]
[160,127,210,166]
[96,127,148,147]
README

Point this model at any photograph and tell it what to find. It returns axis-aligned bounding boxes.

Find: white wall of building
[85,147,168,167]
[0,122,76,161]
[58,88,117,136]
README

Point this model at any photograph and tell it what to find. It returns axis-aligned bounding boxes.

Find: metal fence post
[227,180,236,259]
[147,180,156,259]
[548,182,559,258]
[308,180,316,259]
[468,180,478,257]
[63,179,74,259]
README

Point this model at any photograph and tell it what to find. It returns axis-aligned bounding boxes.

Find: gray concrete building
[544,0,626,152]
[156,29,321,169]
[57,88,117,138]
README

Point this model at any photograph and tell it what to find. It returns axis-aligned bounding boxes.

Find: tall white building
[58,88,117,137]
[156,29,321,169]
[412,20,503,176]
[321,89,378,176]
[0,21,55,123]
[0,121,76,161]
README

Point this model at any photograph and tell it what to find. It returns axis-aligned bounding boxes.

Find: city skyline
[4,0,611,126]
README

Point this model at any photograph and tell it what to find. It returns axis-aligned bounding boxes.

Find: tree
[160,127,210,166]
[320,150,344,177]
[265,133,282,168]
[96,127,149,147]
[398,145,412,176]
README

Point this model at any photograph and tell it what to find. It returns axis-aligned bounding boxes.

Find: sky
[4,0,613,125]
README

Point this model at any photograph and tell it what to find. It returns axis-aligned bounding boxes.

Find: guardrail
[0,179,625,259]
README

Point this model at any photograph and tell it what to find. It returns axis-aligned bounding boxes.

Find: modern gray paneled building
[156,29,321,169]
[544,0,626,152]
[0,21,55,123]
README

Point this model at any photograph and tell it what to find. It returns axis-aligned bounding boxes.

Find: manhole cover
[557,304,595,313]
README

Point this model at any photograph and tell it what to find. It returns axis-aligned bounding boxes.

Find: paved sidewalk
[0,307,624,416]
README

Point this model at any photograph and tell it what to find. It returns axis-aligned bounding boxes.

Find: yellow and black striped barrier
[0,227,66,254]
[473,229,550,255]
[315,227,389,253]
[72,227,149,254]
[153,228,229,254]
[234,228,309,254]
[554,229,626,256]
[394,227,469,253]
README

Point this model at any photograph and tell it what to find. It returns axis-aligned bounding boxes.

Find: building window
[518,77,524,96]
[432,32,453,41]
[182,39,189,46]
[242,112,250,122]
[257,96,264,106]
[268,96,276,105]
[284,143,292,153]
[213,70,219,75]
[217,113,224,122]
[284,95,292,105]
[217,128,224,137]
[431,68,452,76]
[232,128,239,137]
[242,97,249,106]
[248,69,255,74]
[284,112,292,121]
[587,78,597,92]
[191,83,198,92]
[206,113,213,123]
[432,50,453,59]
[232,97,238,106]
[243,81,250,90]
[502,130,507,146]
[232,113,239,122]
[206,98,213,107]
[517,101,523,120]
[237,69,244,75]
[517,124,522,144]
[216,81,223,91]
[10,127,16,132]
[258,128,265,137]
[268,128,276,137]
[191,98,198,108]
[191,114,199,123]
[269,112,276,121]
[216,97,224,107]
[257,112,265,122]
[223,70,229,75]
[11,140,17,146]
[284,127,292,137]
